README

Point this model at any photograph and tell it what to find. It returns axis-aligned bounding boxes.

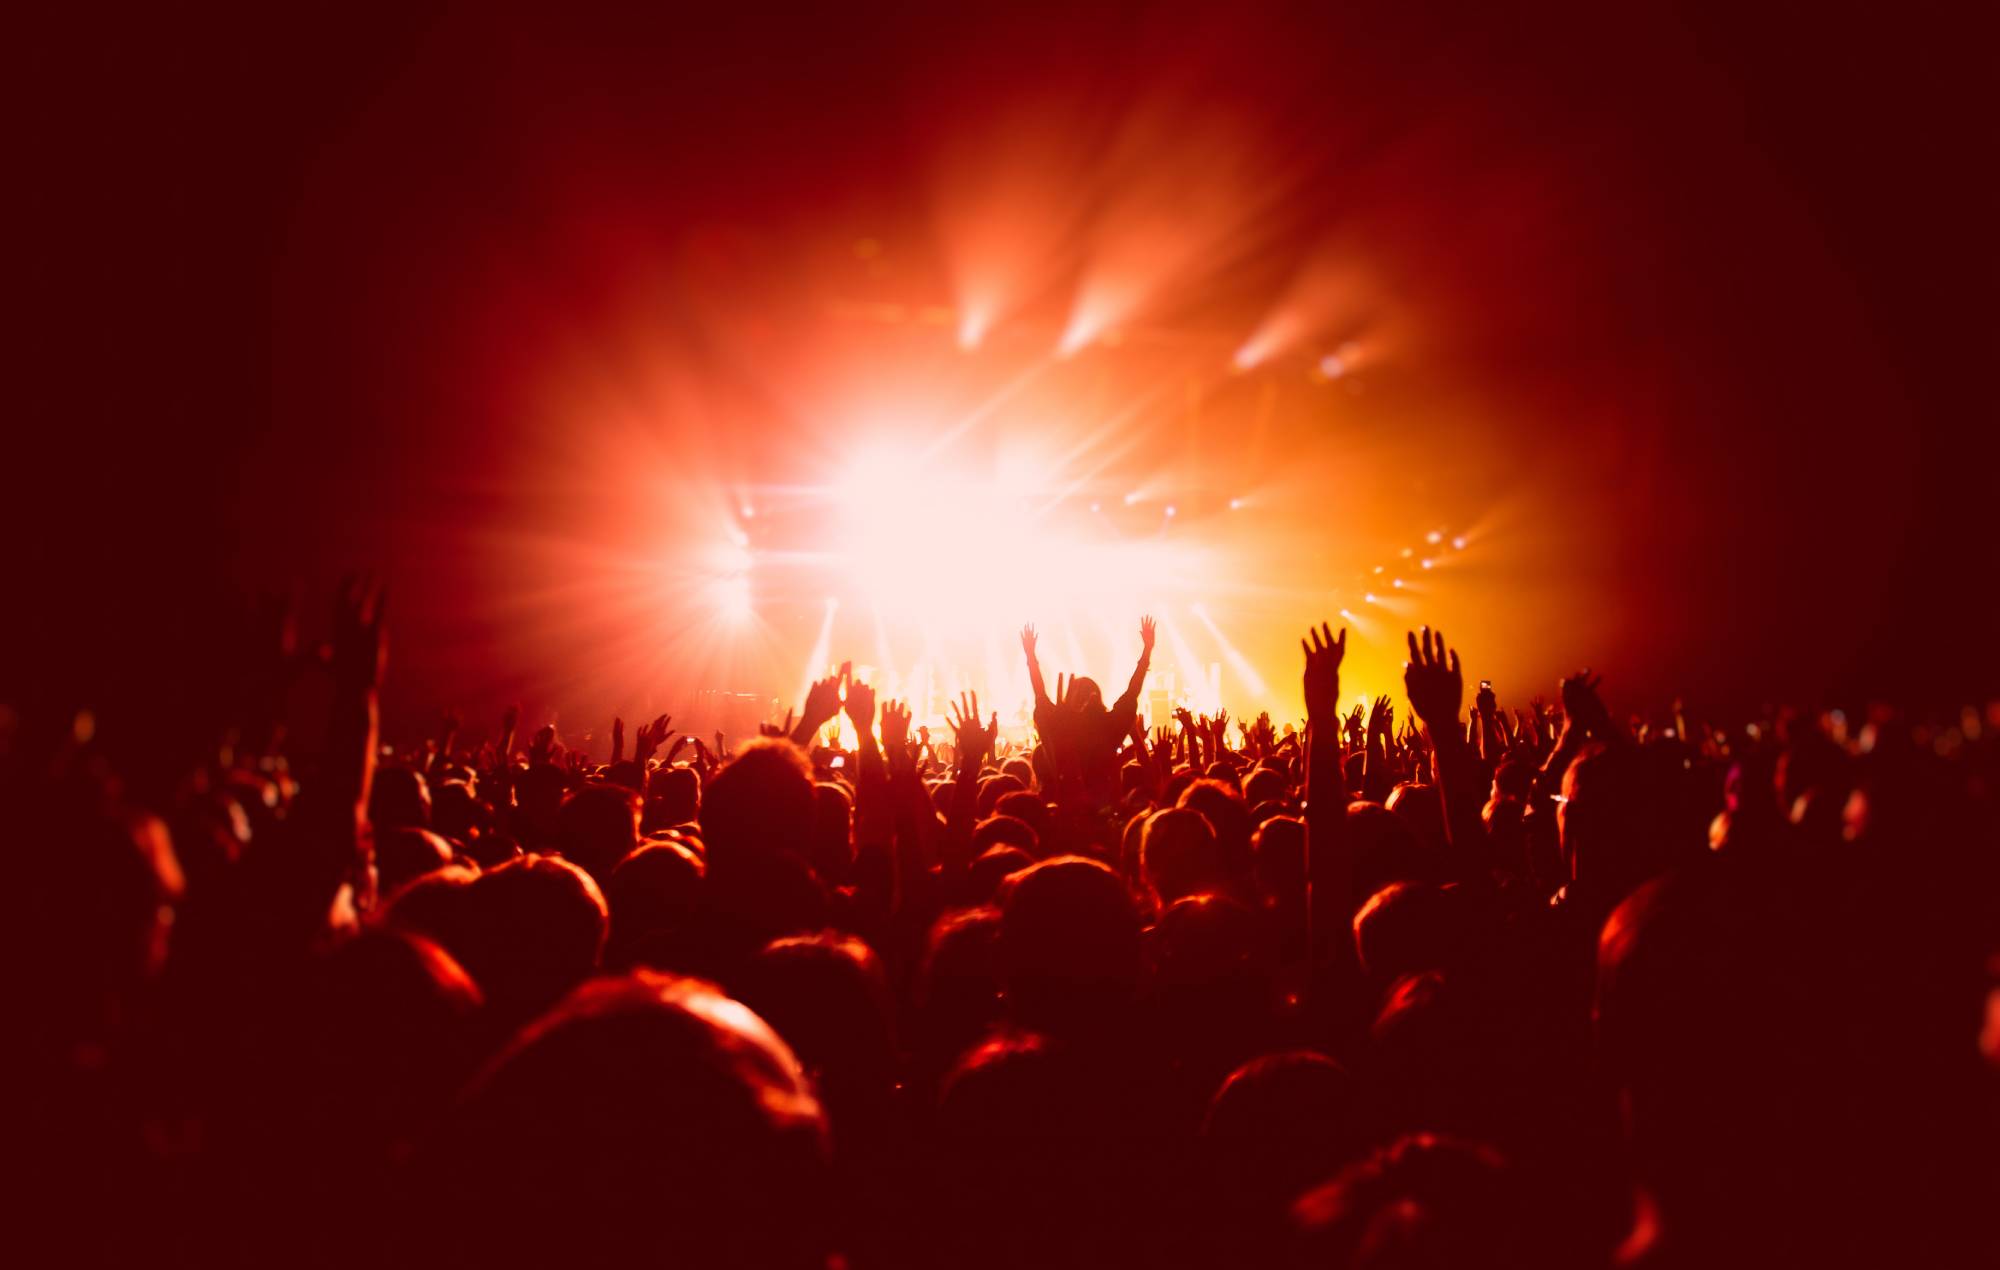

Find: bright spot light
[1364,592,1376,604]
[1164,505,1177,518]
[1391,578,1404,589]
[1228,497,1244,510]
[1089,501,1101,513]
[1421,559,1434,569]
[1373,565,1385,575]
[957,311,988,350]
[714,576,753,623]
[1319,354,1346,379]
[1124,490,1142,506]
[1426,530,1442,545]
[1339,608,1355,619]
[1452,535,1469,550]
[1400,547,1414,559]
[740,504,755,520]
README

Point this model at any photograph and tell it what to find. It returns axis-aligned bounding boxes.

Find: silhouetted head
[368,765,431,832]
[555,782,642,884]
[409,972,830,1269]
[1180,777,1254,889]
[993,788,1051,844]
[1068,676,1105,714]
[646,763,702,831]
[969,844,1034,902]
[1252,815,1306,907]
[415,854,607,1028]
[999,856,1142,1036]
[700,738,816,864]
[428,779,486,845]
[603,838,705,971]
[1352,881,1455,984]
[973,812,1039,857]
[975,772,1026,818]
[1200,1051,1364,1266]
[1290,1134,1543,1270]
[1141,806,1227,905]
[737,933,896,1140]
[374,826,456,897]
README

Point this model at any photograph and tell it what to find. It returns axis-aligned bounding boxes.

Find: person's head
[1180,778,1253,880]
[1352,881,1455,984]
[700,738,816,866]
[411,854,608,1027]
[1067,676,1105,714]
[1141,806,1226,905]
[408,972,830,1269]
[555,782,642,884]
[1344,801,1431,901]
[736,933,896,1133]
[368,765,431,832]
[603,838,705,972]
[973,812,1039,858]
[975,772,1026,819]
[646,764,701,831]
[374,826,457,897]
[288,928,482,1155]
[1290,1134,1545,1270]
[998,856,1142,1036]
[1385,781,1446,852]
[1000,755,1036,791]
[1242,765,1287,810]
[1199,1052,1364,1265]
[969,844,1034,903]
[1252,815,1306,908]
[993,789,1051,846]
[428,779,487,846]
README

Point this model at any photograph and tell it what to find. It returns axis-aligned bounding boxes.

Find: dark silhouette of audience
[8,584,1995,1268]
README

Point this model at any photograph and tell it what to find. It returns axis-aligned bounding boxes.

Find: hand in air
[1139,614,1157,653]
[633,713,674,764]
[1301,621,1346,722]
[1559,670,1612,738]
[1403,626,1463,732]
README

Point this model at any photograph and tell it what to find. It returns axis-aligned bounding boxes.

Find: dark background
[12,2,1995,766]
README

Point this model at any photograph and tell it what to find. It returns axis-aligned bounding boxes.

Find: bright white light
[1123,490,1142,506]
[1229,497,1245,510]
[1400,547,1413,559]
[1164,505,1177,518]
[1364,592,1376,604]
[1426,530,1442,545]
[1392,578,1404,589]
[1089,501,1101,513]
[1452,535,1469,550]
[1319,354,1346,378]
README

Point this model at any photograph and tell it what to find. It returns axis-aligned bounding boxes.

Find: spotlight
[1452,535,1468,550]
[1164,505,1177,518]
[1364,592,1376,604]
[1392,578,1404,589]
[1425,530,1442,545]
[1318,354,1346,379]
[1228,497,1244,510]
[1124,491,1142,506]
[1089,501,1101,513]
[1420,559,1434,570]
[1400,547,1413,559]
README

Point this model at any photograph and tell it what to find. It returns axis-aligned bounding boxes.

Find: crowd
[11,582,1997,1268]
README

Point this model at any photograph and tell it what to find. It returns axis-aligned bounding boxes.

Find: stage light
[1228,497,1243,510]
[1420,558,1434,569]
[1391,578,1404,588]
[957,311,988,350]
[1400,547,1413,559]
[1124,490,1143,505]
[1164,504,1177,518]
[1452,535,1468,550]
[1089,501,1102,512]
[1318,353,1346,379]
[1364,592,1377,604]
[1426,530,1442,544]
[1191,604,1268,700]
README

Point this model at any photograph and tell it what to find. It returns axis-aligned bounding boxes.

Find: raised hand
[844,676,877,736]
[798,674,844,737]
[666,733,694,762]
[1301,621,1346,722]
[1368,694,1393,741]
[1402,626,1463,732]
[1139,614,1157,652]
[880,698,913,752]
[1020,623,1039,658]
[1344,703,1366,744]
[633,713,674,763]
[611,716,625,763]
[947,691,990,766]
[760,708,795,739]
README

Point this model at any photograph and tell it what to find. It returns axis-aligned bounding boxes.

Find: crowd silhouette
[10,584,1996,1269]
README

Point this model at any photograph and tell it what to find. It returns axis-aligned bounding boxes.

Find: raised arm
[1110,615,1157,719]
[1021,624,1051,708]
